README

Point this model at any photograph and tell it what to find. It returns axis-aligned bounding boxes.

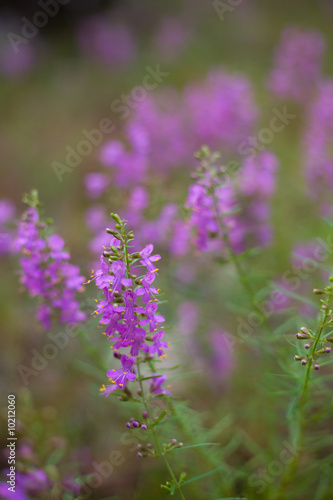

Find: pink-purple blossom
[15,204,86,329]
[268,27,325,102]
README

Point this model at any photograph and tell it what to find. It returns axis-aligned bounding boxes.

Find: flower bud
[300,327,310,335]
[294,355,303,361]
[296,333,310,339]
[110,213,122,224]
[313,289,325,294]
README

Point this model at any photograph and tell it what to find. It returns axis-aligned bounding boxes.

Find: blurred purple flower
[15,205,86,329]
[150,374,172,396]
[184,68,258,152]
[76,16,136,66]
[84,173,110,199]
[207,329,235,382]
[304,79,333,204]
[0,199,15,255]
[268,27,325,102]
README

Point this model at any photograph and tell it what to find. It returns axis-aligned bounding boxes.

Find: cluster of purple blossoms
[184,68,258,153]
[185,149,279,254]
[268,27,325,102]
[303,79,333,207]
[98,122,149,189]
[90,214,171,397]
[0,440,84,500]
[207,329,235,383]
[15,194,86,329]
[85,186,189,271]
[84,68,258,265]
[85,67,257,196]
[236,151,279,251]
[186,168,237,254]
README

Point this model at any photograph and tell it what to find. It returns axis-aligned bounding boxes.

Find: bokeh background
[1,1,333,499]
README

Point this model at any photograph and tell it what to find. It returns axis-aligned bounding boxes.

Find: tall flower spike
[91,214,171,399]
[15,191,86,329]
[185,147,278,255]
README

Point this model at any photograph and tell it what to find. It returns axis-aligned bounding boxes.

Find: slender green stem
[212,196,274,337]
[136,361,186,500]
[275,290,333,499]
[122,225,130,279]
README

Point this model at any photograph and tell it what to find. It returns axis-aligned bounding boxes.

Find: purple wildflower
[92,215,171,399]
[15,195,86,329]
[140,302,165,332]
[149,331,169,358]
[268,27,325,102]
[150,374,172,396]
[135,272,159,303]
[0,199,15,255]
[84,173,110,199]
[139,244,161,272]
[100,355,136,395]
[186,149,278,254]
[208,329,235,383]
[304,80,333,206]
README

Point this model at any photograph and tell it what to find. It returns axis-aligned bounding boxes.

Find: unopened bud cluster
[125,417,147,430]
[294,281,333,370]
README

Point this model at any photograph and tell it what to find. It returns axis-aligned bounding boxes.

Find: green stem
[212,196,273,336]
[137,361,186,500]
[122,225,130,279]
[275,290,333,499]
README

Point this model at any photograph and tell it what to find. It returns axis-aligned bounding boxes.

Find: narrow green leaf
[152,410,167,427]
[274,285,317,307]
[47,447,66,466]
[73,359,104,382]
[181,466,223,486]
[322,217,333,228]
[173,443,219,451]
